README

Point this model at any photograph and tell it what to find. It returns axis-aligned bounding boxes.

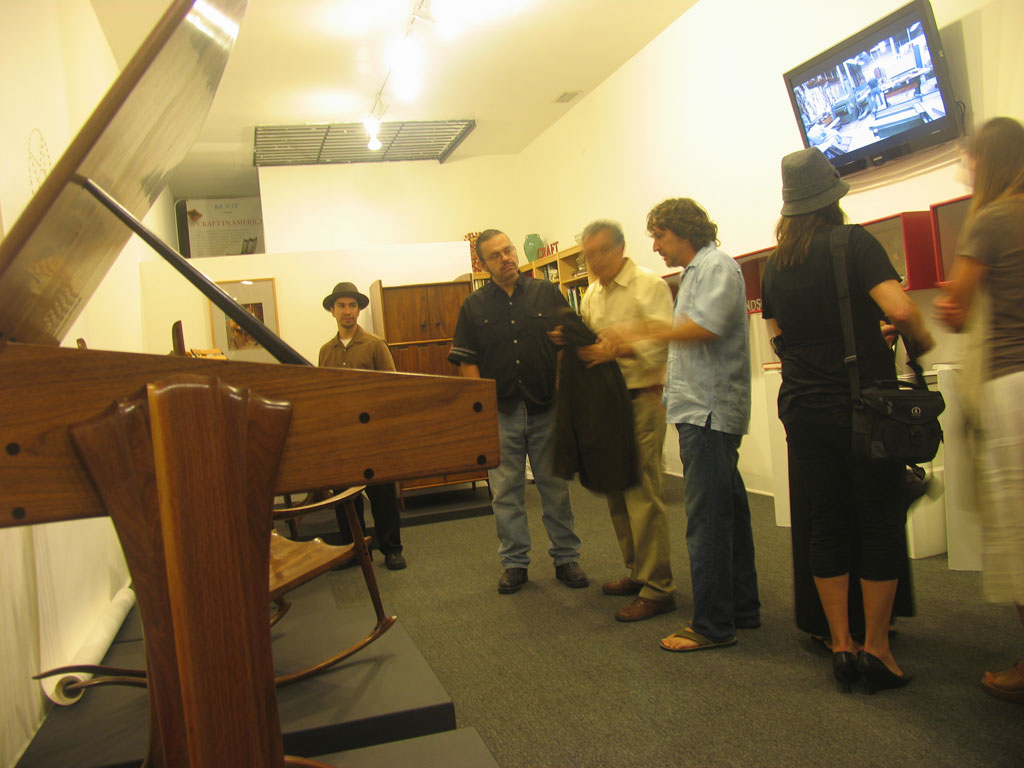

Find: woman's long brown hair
[967,117,1024,217]
[771,201,845,269]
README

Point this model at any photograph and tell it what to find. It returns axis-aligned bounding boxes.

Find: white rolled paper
[41,585,136,705]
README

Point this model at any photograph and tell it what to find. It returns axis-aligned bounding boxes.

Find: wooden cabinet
[368,278,487,506]
[388,340,453,376]
[376,281,467,343]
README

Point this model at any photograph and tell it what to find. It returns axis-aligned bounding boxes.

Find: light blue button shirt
[664,243,751,435]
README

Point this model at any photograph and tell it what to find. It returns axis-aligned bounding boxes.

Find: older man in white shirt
[575,219,677,622]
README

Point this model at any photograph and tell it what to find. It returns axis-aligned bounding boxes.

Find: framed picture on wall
[210,278,280,363]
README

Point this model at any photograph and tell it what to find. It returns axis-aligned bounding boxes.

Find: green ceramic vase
[523,233,544,262]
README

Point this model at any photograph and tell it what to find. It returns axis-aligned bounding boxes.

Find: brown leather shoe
[615,596,676,622]
[602,576,643,596]
[498,567,528,594]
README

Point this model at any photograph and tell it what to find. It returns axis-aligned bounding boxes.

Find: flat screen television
[783,0,960,177]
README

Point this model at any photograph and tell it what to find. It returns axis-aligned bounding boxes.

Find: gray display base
[17,577,455,767]
[317,727,500,767]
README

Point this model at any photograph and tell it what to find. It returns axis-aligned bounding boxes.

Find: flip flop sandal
[660,627,737,653]
[981,662,1024,704]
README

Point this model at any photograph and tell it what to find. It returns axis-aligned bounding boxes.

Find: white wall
[259,155,526,254]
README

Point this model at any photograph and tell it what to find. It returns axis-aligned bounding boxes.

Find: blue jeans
[677,419,760,641]
[489,402,580,568]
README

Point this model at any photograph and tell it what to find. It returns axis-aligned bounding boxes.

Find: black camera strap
[828,225,862,400]
[828,225,927,395]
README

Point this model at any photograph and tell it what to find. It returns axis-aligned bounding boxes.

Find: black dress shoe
[858,651,912,694]
[498,567,528,594]
[833,651,860,693]
[554,561,589,588]
[384,552,407,570]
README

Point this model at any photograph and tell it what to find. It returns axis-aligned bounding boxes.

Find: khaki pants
[605,390,675,599]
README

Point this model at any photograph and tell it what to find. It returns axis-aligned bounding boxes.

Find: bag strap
[829,226,930,392]
[828,226,861,400]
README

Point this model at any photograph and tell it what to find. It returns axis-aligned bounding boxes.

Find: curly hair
[646,198,719,249]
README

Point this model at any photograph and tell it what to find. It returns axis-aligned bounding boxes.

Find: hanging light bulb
[367,135,383,151]
[363,114,381,136]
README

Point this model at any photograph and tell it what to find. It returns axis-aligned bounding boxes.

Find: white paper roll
[41,585,136,705]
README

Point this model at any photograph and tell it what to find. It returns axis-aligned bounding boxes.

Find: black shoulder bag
[829,226,945,463]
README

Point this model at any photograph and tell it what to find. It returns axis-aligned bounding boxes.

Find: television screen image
[784,1,959,176]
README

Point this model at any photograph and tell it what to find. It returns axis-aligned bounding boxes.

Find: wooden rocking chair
[37,484,397,694]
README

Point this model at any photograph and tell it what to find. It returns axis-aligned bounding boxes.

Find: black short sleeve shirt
[448,276,570,414]
[762,225,899,421]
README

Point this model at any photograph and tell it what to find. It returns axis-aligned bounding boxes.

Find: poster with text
[182,197,265,258]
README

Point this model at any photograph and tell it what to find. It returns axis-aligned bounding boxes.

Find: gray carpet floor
[323,476,1024,768]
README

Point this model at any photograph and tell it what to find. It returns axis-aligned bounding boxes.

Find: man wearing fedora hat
[319,281,406,570]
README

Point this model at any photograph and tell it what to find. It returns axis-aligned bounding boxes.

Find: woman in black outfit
[761,148,934,693]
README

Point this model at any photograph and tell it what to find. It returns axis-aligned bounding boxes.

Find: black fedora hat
[322,281,369,310]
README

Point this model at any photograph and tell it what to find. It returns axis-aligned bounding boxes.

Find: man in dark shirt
[319,281,406,570]
[449,230,587,594]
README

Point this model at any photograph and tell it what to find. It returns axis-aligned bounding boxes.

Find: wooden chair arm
[273,485,366,521]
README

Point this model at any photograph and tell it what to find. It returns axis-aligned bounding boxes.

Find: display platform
[318,727,500,767]
[18,578,455,767]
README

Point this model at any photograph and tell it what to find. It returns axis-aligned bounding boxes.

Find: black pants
[335,482,402,554]
[784,407,906,581]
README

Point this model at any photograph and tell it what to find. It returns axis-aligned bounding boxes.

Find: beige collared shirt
[580,258,672,389]
[318,325,396,372]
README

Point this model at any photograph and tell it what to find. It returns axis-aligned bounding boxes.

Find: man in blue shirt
[645,198,761,652]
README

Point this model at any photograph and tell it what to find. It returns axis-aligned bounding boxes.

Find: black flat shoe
[858,651,912,694]
[833,652,860,693]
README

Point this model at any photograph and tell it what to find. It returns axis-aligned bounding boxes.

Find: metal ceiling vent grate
[253,120,475,166]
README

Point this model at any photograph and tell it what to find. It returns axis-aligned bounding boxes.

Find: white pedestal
[935,365,982,570]
[763,368,791,527]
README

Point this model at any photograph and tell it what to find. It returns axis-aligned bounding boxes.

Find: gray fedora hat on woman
[780,148,851,216]
[322,281,369,310]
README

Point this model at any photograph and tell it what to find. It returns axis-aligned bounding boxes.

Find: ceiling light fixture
[411,0,434,24]
[360,0,435,148]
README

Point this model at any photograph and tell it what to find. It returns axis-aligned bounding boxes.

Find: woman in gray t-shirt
[934,116,1024,704]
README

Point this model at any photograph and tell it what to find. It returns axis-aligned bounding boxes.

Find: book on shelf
[565,284,586,314]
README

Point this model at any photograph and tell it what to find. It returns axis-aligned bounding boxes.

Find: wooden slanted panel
[0,0,246,347]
